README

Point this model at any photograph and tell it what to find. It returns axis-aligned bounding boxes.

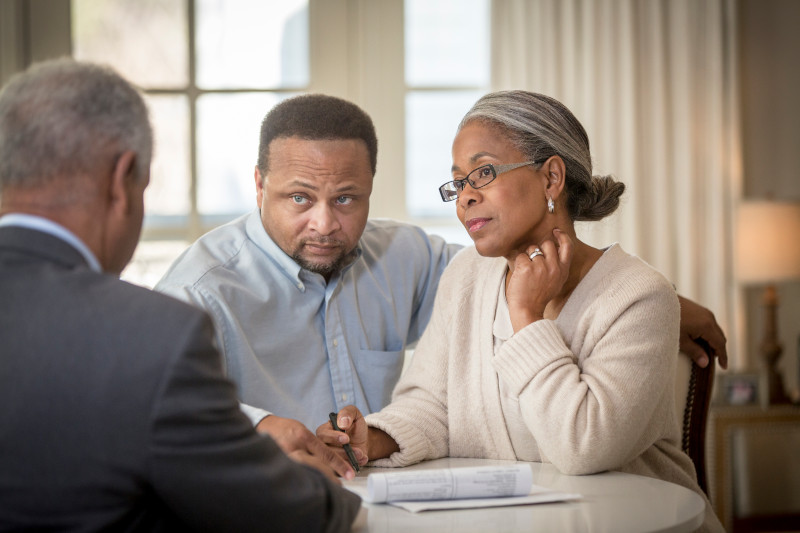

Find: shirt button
[296,282,303,289]
[341,394,348,402]
[333,339,338,347]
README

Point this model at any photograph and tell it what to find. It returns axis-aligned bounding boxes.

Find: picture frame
[716,372,764,406]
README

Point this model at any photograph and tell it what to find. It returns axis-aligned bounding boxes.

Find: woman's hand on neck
[505,228,600,333]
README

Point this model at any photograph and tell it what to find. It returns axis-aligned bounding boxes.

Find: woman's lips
[466,217,490,233]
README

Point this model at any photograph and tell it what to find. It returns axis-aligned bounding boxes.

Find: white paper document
[346,464,581,513]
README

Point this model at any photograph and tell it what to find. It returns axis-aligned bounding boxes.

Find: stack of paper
[345,464,581,513]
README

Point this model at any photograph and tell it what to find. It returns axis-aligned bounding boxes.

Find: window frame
[11,0,476,242]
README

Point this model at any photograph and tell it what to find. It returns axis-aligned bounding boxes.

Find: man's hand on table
[256,414,356,482]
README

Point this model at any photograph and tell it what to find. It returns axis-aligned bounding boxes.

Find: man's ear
[108,151,138,215]
[542,155,566,200]
[254,166,265,208]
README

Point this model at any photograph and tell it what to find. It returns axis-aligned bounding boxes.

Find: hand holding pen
[317,406,369,474]
[329,413,360,473]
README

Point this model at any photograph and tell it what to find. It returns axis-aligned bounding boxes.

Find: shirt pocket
[352,348,405,413]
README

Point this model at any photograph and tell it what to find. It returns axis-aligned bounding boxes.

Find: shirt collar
[0,213,103,272]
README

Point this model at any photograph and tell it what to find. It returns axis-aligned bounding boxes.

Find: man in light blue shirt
[156,94,461,459]
[157,211,457,430]
[156,94,727,471]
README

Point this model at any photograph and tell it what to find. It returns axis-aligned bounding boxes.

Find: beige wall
[738,0,800,396]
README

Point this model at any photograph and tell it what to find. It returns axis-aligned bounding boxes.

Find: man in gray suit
[0,59,361,532]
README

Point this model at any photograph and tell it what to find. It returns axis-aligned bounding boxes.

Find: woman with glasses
[319,91,722,532]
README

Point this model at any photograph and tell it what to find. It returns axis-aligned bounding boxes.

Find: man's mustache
[300,237,345,246]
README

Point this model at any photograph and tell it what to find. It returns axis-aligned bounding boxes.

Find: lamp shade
[735,201,800,284]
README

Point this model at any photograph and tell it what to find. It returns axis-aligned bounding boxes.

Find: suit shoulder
[102,276,211,325]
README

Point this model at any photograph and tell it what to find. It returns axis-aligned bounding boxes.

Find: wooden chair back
[675,351,715,495]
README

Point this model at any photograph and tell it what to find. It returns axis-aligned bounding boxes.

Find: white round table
[346,457,705,533]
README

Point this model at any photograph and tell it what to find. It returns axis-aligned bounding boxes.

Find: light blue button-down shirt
[156,210,462,430]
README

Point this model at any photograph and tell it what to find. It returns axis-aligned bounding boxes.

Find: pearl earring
[547,196,555,214]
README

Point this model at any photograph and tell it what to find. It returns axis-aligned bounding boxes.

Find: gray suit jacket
[0,226,360,532]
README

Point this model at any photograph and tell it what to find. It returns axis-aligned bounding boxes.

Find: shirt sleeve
[239,403,272,426]
[147,313,361,533]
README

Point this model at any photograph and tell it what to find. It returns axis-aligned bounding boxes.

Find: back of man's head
[257,93,378,177]
[0,58,152,197]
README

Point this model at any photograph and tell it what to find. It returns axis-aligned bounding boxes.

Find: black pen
[329,412,360,473]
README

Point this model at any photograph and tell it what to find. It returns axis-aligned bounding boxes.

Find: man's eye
[479,166,493,177]
[336,196,353,206]
[291,195,308,205]
[455,180,466,191]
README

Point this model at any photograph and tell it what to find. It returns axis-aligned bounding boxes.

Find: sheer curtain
[492,0,741,362]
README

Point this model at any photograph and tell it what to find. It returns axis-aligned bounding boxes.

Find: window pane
[405,91,485,218]
[143,95,190,224]
[72,0,188,89]
[405,0,490,87]
[196,93,291,216]
[122,240,190,289]
[195,0,309,89]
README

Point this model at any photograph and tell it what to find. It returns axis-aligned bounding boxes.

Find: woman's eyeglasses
[438,160,546,202]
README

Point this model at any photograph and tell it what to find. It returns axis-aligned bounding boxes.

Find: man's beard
[291,239,352,277]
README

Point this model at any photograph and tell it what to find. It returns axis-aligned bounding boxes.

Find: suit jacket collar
[0,226,91,270]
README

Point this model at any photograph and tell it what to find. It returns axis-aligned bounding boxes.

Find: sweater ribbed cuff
[364,411,436,467]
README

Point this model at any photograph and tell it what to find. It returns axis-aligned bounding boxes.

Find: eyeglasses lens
[439,164,498,202]
[470,165,496,188]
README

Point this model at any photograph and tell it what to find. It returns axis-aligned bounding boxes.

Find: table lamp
[735,200,800,404]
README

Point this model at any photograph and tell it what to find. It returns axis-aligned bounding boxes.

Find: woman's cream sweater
[365,244,722,532]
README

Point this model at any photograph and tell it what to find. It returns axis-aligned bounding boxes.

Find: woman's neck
[547,240,602,316]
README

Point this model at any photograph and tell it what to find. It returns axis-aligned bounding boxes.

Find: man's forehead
[269,135,369,154]
[267,137,372,174]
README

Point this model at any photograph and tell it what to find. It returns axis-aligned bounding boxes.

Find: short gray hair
[0,58,152,192]
[458,90,624,222]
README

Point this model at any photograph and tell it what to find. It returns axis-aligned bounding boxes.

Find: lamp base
[761,285,790,405]
[764,358,790,404]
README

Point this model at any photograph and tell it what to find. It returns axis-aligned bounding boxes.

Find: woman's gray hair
[458,90,624,222]
[0,58,152,192]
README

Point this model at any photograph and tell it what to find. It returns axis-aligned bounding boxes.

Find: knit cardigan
[365,244,722,532]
